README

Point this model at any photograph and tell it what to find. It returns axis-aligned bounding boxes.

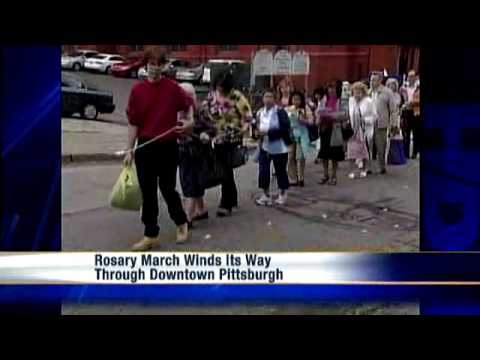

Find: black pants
[135,140,187,237]
[258,149,289,191]
[216,143,238,210]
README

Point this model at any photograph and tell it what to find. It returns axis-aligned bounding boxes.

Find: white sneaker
[359,171,368,178]
[255,194,272,206]
[275,193,287,206]
[348,172,356,179]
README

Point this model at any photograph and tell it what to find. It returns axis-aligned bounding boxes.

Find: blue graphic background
[1,46,61,251]
[1,46,480,314]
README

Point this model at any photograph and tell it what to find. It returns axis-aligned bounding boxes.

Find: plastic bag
[330,123,344,147]
[109,165,143,211]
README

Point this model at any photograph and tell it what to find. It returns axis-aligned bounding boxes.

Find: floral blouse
[208,89,253,144]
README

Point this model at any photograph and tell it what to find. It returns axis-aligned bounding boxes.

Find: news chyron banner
[2,252,480,286]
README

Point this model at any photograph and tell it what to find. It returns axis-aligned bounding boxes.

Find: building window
[130,45,144,51]
[218,45,239,52]
[168,45,187,52]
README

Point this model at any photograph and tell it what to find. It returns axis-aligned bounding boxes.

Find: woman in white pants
[347,82,377,179]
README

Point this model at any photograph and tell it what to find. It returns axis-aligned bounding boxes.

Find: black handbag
[342,122,354,141]
[231,144,249,169]
[307,124,319,142]
[198,147,227,190]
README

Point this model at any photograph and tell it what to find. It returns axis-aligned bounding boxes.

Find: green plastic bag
[109,165,143,211]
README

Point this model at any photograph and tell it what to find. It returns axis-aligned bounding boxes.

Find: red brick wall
[71,44,407,88]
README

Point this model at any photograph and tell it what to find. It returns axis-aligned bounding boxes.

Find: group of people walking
[124,46,420,251]
[125,47,253,251]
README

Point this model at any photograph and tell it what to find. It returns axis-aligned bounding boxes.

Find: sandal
[318,176,329,185]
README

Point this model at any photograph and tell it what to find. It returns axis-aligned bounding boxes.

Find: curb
[62,153,123,165]
[62,142,259,165]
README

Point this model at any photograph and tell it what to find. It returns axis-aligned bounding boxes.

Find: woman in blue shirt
[286,91,313,187]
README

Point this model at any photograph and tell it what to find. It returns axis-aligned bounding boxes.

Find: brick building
[64,45,420,90]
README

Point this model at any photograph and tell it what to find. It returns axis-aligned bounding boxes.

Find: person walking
[411,85,421,158]
[316,82,345,185]
[208,71,253,217]
[124,46,194,251]
[178,83,216,229]
[286,91,313,187]
[277,76,294,108]
[370,71,399,174]
[385,78,406,164]
[311,87,327,164]
[347,82,377,179]
[400,70,419,158]
[255,89,292,206]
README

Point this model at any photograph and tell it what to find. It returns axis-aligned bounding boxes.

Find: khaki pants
[288,142,306,182]
[374,128,388,172]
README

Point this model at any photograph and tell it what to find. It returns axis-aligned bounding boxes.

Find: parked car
[61,72,115,120]
[202,59,250,88]
[175,61,204,84]
[61,49,99,71]
[137,58,182,81]
[111,57,146,78]
[84,53,126,74]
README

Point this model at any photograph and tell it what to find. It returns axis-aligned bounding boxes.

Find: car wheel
[82,104,98,120]
[131,69,137,78]
[106,66,112,75]
[73,63,82,71]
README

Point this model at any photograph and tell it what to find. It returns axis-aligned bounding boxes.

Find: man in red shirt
[124,46,194,251]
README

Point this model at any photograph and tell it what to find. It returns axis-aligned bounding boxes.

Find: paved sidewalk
[62,117,259,164]
[62,118,127,163]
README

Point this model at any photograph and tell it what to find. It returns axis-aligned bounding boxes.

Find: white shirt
[257,105,288,154]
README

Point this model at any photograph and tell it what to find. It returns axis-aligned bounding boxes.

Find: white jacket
[348,96,377,141]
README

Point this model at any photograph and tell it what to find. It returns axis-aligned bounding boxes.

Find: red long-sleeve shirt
[126,78,193,142]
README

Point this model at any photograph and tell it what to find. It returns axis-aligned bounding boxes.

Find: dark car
[111,57,146,78]
[61,73,115,120]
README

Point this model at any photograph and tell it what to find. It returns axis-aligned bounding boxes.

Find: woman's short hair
[263,88,276,96]
[289,90,306,108]
[351,81,369,96]
[214,70,235,94]
[385,78,399,92]
[179,82,197,104]
[313,87,326,98]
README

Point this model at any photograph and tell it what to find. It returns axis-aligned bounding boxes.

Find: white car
[84,53,126,74]
[61,49,99,71]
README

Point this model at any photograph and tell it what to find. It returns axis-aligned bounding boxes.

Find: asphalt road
[65,70,137,123]
[62,156,419,252]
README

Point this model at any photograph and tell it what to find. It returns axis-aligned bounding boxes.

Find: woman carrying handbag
[347,82,376,179]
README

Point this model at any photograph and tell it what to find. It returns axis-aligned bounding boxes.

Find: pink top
[318,96,340,131]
